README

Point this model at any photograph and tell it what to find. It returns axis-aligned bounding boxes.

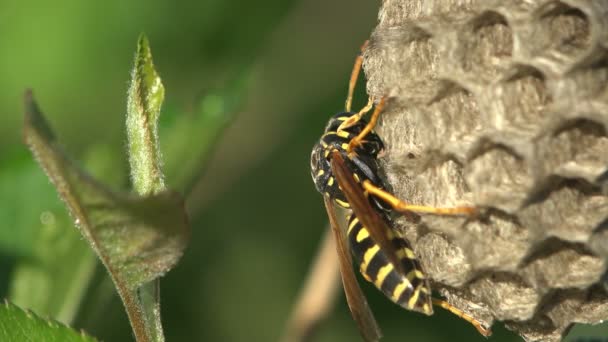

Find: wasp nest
[364,0,608,340]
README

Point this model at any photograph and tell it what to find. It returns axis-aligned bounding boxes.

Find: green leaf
[161,70,252,193]
[23,90,189,342]
[125,34,172,342]
[126,33,165,195]
[0,301,97,342]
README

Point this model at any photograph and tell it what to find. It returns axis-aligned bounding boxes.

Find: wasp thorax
[310,112,387,209]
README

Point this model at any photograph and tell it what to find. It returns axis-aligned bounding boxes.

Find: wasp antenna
[345,40,369,112]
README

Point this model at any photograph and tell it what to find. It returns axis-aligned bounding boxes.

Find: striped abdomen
[347,213,433,315]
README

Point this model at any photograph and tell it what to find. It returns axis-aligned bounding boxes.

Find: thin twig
[279,226,341,342]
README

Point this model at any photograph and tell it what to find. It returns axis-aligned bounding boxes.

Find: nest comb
[364,0,608,340]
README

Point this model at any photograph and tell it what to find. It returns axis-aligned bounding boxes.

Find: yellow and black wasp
[310,41,491,341]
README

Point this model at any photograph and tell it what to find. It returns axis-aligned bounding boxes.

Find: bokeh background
[0,0,604,341]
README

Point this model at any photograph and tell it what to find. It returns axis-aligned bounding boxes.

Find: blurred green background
[0,0,603,341]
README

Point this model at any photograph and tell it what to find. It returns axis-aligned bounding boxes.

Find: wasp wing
[330,151,406,275]
[323,195,382,342]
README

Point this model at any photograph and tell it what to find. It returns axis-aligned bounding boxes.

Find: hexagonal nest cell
[364,0,608,341]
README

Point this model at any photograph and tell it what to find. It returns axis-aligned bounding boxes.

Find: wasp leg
[432,298,492,337]
[362,180,477,216]
[338,97,374,132]
[345,40,370,112]
[347,97,386,154]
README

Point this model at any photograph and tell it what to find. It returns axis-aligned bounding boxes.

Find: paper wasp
[310,41,491,341]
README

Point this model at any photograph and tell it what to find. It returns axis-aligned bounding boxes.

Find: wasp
[310,41,491,341]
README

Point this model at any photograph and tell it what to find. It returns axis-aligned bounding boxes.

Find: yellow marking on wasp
[404,248,416,259]
[334,198,349,208]
[408,287,422,309]
[322,132,337,137]
[324,150,330,158]
[406,269,426,280]
[317,169,324,177]
[320,140,328,148]
[420,287,430,295]
[392,281,410,302]
[348,216,359,234]
[341,143,349,151]
[327,176,334,187]
[337,130,350,138]
[396,249,406,259]
[360,269,372,283]
[356,227,369,242]
[352,173,360,183]
[374,264,394,288]
[422,303,431,314]
[336,116,348,121]
[361,245,380,273]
